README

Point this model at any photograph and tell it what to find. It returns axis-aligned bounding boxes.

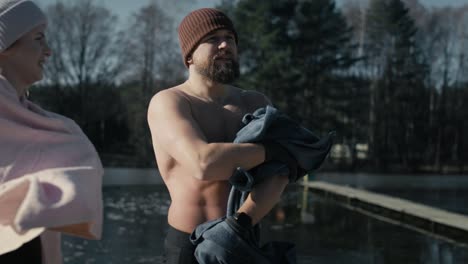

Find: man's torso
[151,84,266,233]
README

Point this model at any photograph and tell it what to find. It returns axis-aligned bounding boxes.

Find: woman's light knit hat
[0,0,46,52]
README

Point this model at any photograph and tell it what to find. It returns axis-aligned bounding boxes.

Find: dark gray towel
[234,105,334,184]
[229,105,334,200]
[191,106,333,264]
[190,217,296,264]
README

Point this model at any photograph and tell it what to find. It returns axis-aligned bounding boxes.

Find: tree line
[30,0,468,173]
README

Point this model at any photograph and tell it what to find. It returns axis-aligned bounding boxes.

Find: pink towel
[0,75,103,264]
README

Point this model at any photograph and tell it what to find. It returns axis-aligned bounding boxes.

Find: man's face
[190,29,240,84]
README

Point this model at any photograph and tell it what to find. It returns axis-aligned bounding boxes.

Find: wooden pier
[301,181,468,247]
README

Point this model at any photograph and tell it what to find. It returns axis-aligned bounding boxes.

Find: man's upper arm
[147,90,207,173]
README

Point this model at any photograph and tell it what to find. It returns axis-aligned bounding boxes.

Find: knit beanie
[178,8,238,68]
[0,0,46,52]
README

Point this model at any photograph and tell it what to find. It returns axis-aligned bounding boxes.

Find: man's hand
[263,141,299,180]
[225,215,258,246]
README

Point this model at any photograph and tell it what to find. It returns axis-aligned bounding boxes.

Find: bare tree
[419,7,460,171]
[450,6,468,173]
[44,0,124,87]
[120,1,184,166]
[43,0,125,129]
[124,0,184,95]
[342,0,367,63]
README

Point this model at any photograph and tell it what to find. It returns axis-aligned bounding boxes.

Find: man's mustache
[213,52,235,61]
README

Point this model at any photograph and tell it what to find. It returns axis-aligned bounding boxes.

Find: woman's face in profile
[2,24,51,86]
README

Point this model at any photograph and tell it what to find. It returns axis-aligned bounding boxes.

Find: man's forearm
[236,173,289,225]
[197,142,265,181]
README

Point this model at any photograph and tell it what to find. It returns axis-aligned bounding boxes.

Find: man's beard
[194,54,240,84]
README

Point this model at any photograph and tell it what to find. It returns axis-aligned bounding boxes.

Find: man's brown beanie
[178,8,238,68]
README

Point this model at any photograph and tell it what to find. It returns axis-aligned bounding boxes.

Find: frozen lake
[62,173,468,264]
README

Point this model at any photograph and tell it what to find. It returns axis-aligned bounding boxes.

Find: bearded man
[147,8,298,264]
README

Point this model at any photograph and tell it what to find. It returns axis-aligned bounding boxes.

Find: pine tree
[365,0,429,170]
[221,0,359,136]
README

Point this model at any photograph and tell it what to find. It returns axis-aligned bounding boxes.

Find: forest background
[31,0,468,174]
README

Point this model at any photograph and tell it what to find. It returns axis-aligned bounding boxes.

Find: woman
[0,1,103,263]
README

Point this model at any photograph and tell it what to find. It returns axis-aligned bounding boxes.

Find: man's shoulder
[233,87,271,108]
[150,85,187,106]
[240,89,267,99]
[148,85,192,120]
[153,84,185,99]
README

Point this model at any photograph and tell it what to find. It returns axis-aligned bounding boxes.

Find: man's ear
[187,56,193,65]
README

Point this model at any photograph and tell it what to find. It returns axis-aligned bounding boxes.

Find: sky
[35,0,222,24]
[422,0,468,7]
[35,0,468,25]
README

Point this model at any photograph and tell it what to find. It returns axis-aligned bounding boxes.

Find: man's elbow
[189,145,231,181]
[194,155,228,181]
[191,147,217,181]
[193,160,212,181]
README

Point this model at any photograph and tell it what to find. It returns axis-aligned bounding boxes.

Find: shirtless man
[147,8,297,264]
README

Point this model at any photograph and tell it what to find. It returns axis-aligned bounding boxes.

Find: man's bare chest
[191,102,246,143]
